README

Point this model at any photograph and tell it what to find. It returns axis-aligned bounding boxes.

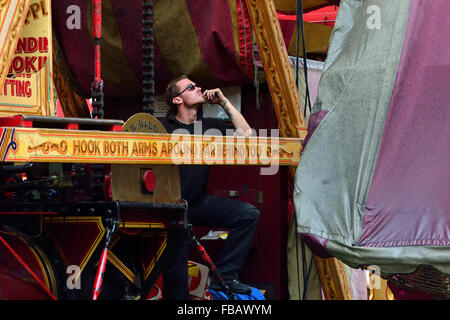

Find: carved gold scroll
[245,0,352,300]
[244,0,307,140]
[0,0,31,89]
[315,256,353,300]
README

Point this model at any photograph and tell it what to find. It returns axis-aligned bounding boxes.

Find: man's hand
[203,88,225,105]
[203,88,252,136]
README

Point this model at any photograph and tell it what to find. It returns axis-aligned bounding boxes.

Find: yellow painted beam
[0,127,301,166]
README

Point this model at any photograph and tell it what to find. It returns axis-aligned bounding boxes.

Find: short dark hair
[165,75,189,116]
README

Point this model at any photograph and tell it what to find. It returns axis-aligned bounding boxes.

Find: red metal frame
[277,5,338,27]
[93,0,103,90]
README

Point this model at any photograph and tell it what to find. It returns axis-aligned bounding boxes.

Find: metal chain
[142,0,155,115]
[91,0,104,119]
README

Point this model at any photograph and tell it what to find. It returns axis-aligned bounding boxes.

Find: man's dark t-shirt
[160,114,231,205]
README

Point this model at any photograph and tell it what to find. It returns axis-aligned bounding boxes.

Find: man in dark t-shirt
[160,116,229,205]
[160,75,260,299]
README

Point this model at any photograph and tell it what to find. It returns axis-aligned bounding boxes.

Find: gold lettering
[80,140,87,154]
[160,143,167,157]
[123,141,128,155]
[40,0,48,16]
[131,142,139,155]
[30,3,40,20]
[73,140,80,155]
[103,141,109,155]
[25,0,48,24]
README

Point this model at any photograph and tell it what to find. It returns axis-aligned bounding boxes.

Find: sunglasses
[175,83,200,97]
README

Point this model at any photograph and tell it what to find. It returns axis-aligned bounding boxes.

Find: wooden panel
[315,256,353,300]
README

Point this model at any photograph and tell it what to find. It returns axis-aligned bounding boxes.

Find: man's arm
[203,88,252,136]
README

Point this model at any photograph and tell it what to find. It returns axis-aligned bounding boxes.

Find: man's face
[175,78,205,107]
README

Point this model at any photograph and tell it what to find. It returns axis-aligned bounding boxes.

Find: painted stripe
[0,0,18,52]
[2,128,15,161]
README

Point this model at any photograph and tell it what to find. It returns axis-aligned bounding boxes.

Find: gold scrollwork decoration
[27,140,68,154]
[0,0,30,79]
[278,147,294,158]
[244,0,306,140]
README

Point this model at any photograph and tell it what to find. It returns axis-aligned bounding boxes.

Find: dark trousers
[162,194,260,300]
